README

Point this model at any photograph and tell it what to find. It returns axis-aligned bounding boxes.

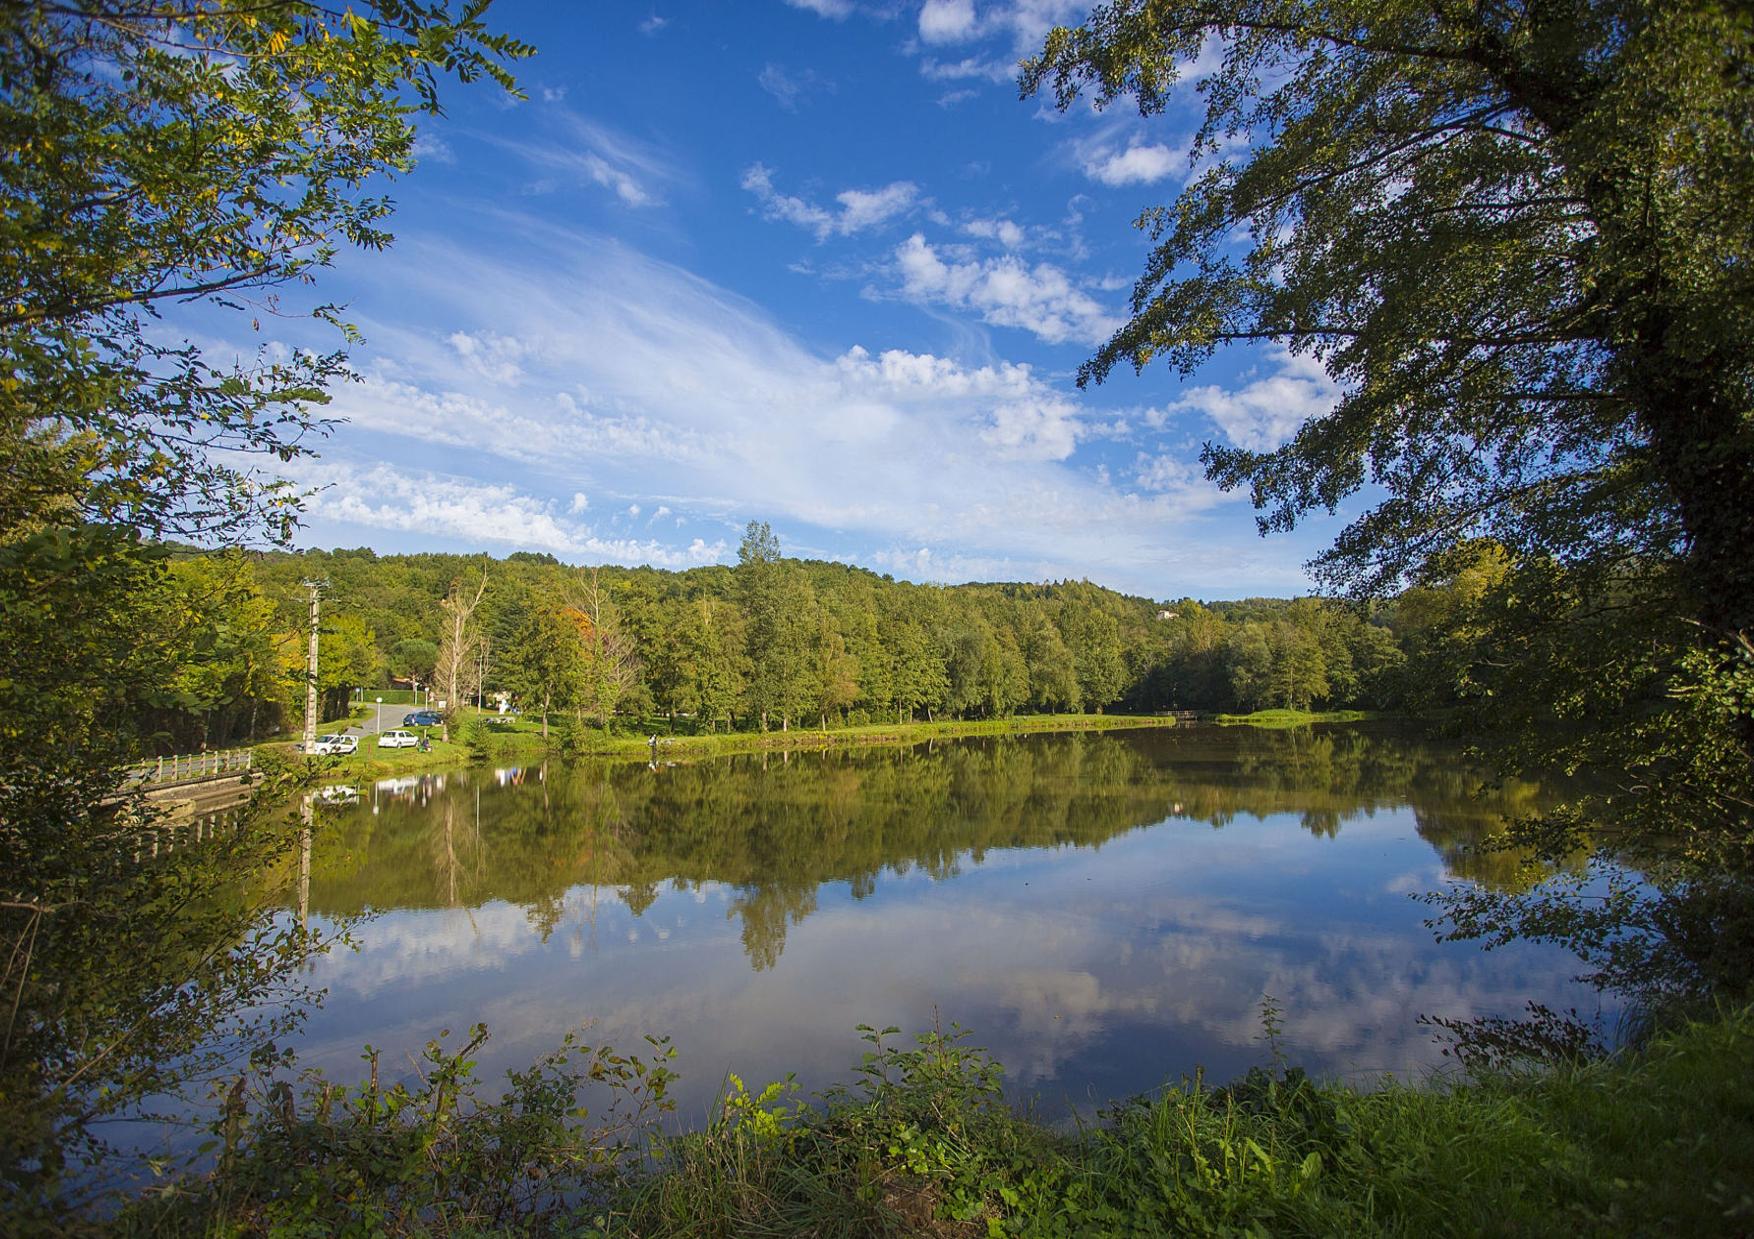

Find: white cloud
[835,343,1080,460]
[782,0,853,18]
[295,460,726,567]
[411,133,455,165]
[833,343,1039,400]
[1171,349,1344,451]
[326,371,713,468]
[758,62,832,110]
[638,13,668,34]
[983,395,1082,461]
[919,0,977,43]
[893,232,1120,345]
[495,114,679,209]
[911,0,1086,52]
[742,164,919,240]
[1133,452,1198,492]
[837,183,919,232]
[289,227,1305,595]
[758,63,799,108]
[446,331,532,385]
[1083,141,1186,186]
[918,55,1014,83]
[583,155,652,206]
[989,0,1088,50]
[961,216,1026,248]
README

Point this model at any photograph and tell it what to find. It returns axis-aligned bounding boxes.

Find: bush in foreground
[119,1010,1754,1237]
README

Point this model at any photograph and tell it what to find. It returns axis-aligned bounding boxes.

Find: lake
[259,722,1610,1125]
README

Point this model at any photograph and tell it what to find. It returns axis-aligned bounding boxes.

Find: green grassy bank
[1212,708,1373,728]
[275,710,1188,781]
[120,1005,1754,1236]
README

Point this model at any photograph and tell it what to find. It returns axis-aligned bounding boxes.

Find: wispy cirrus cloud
[741,164,920,240]
[917,54,1015,84]
[281,220,1283,594]
[492,112,683,208]
[757,62,834,110]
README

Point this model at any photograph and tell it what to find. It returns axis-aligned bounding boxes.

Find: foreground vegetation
[119,1006,1754,1237]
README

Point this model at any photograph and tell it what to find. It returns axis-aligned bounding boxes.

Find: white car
[377,729,419,749]
[308,733,359,755]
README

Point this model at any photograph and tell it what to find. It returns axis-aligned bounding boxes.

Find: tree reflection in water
[300,724,1567,972]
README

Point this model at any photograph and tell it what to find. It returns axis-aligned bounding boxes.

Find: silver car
[377,729,418,749]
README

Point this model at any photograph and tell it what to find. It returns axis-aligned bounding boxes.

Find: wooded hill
[142,522,1488,753]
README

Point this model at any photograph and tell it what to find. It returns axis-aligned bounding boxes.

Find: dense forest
[142,520,1495,751]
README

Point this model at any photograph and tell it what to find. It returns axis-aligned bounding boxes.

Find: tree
[567,569,641,729]
[1,5,526,1205]
[736,522,812,730]
[1059,597,1127,712]
[389,638,439,689]
[688,597,749,733]
[2,2,530,545]
[1025,0,1754,1000]
[1019,610,1082,712]
[809,611,860,729]
[887,616,947,724]
[162,555,284,747]
[501,596,583,740]
[434,572,489,740]
[1024,0,1752,702]
[1266,621,1329,711]
[1224,622,1275,712]
[841,599,893,724]
[276,610,378,723]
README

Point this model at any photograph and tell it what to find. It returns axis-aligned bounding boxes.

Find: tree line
[132,521,1526,751]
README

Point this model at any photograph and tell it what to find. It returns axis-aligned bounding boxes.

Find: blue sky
[265,0,1352,600]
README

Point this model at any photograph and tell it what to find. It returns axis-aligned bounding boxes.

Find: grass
[1212,708,1373,728]
[263,710,1186,783]
[603,1009,1754,1236]
[119,1006,1754,1236]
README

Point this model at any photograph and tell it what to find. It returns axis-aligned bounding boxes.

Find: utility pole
[298,795,313,930]
[301,578,327,751]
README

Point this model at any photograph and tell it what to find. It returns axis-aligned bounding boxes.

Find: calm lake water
[261,722,1611,1123]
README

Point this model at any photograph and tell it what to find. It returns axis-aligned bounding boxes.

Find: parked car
[308,733,358,755]
[403,710,443,727]
[378,729,419,749]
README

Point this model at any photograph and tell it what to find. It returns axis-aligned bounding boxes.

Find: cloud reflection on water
[277,726,1606,1117]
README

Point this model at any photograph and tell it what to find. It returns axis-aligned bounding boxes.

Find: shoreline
[275,711,1196,782]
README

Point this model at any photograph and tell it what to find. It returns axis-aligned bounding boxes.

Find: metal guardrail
[122,748,254,789]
